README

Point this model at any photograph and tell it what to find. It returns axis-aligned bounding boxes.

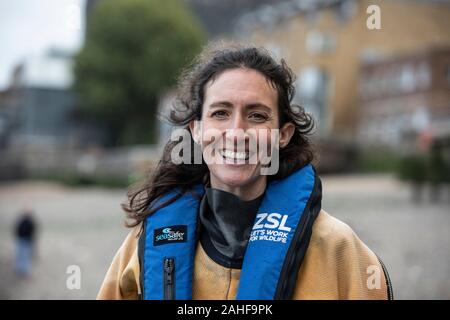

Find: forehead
[203,68,278,109]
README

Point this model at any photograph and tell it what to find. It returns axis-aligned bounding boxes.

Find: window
[305,31,336,55]
[445,64,450,86]
[294,66,329,134]
[417,62,431,89]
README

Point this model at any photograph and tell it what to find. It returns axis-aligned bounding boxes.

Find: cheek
[200,124,223,150]
[254,128,276,147]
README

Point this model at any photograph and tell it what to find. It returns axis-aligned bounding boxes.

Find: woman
[98,44,392,300]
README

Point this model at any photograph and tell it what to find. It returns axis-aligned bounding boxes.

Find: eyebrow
[208,101,273,113]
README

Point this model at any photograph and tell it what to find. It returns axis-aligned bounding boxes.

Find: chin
[209,164,260,188]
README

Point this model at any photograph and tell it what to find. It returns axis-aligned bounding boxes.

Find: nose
[224,114,249,150]
[230,112,248,131]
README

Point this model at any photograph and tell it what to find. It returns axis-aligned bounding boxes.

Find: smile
[218,149,250,161]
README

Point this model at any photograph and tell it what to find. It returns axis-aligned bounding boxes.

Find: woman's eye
[249,113,269,122]
[211,110,229,119]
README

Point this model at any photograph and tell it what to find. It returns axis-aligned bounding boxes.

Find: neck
[209,175,267,201]
[199,185,266,266]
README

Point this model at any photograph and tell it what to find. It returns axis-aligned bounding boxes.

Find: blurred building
[0,48,109,180]
[9,49,76,149]
[185,0,283,38]
[0,48,106,152]
[234,0,450,143]
[358,47,450,149]
[85,0,286,39]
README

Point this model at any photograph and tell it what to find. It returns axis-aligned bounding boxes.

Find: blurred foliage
[29,171,129,189]
[356,149,402,173]
[427,146,450,184]
[397,154,428,183]
[397,147,450,184]
[74,0,205,146]
[357,146,450,185]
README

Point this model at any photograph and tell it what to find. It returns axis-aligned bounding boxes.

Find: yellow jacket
[97,209,391,300]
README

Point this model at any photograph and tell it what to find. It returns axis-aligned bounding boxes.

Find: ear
[189,120,201,145]
[279,122,295,148]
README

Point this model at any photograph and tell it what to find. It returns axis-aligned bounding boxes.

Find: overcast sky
[0,0,86,90]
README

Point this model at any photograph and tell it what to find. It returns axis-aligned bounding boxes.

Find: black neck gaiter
[199,187,265,269]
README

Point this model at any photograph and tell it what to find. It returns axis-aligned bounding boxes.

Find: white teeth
[218,149,249,160]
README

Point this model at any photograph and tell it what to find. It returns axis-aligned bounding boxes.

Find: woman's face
[190,68,294,199]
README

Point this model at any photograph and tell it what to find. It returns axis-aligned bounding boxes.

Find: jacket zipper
[138,222,146,300]
[163,257,175,300]
[377,256,394,300]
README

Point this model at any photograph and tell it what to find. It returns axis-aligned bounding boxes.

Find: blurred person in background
[14,208,37,277]
[98,44,392,300]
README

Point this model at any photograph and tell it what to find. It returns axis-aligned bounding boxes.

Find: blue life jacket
[138,164,322,300]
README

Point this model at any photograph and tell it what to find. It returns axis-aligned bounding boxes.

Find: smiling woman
[190,67,297,200]
[97,43,392,300]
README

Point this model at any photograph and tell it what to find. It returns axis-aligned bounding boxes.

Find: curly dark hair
[123,43,315,228]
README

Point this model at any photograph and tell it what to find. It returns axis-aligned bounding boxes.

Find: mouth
[218,149,250,161]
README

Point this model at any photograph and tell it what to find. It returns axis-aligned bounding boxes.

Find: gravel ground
[0,174,449,299]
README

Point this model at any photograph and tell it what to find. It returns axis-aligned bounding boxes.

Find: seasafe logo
[153,225,187,246]
[249,213,291,243]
